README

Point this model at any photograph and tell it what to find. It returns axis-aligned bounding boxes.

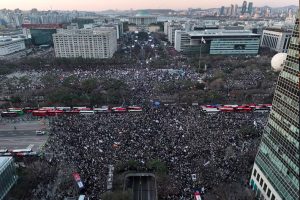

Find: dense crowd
[41,106,268,199]
[0,67,200,105]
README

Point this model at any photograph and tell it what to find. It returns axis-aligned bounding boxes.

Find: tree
[10,96,22,103]
[146,159,167,175]
[81,78,99,94]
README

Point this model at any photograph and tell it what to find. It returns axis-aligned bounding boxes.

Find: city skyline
[0,0,298,11]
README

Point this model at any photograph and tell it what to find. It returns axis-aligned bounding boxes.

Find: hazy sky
[0,0,298,11]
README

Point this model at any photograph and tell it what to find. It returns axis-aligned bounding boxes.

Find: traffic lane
[0,119,49,131]
[131,176,156,200]
[0,130,39,137]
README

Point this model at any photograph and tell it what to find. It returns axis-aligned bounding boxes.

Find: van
[36,130,46,135]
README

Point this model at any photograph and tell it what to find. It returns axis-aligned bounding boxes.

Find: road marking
[27,144,34,149]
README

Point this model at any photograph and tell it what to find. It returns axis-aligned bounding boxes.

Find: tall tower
[241,1,247,14]
[249,16,299,200]
[234,4,239,16]
[230,4,234,16]
[247,2,253,14]
[220,6,225,16]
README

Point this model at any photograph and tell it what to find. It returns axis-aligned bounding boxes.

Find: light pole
[198,42,202,73]
[198,37,206,73]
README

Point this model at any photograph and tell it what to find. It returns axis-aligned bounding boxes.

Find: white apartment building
[174,30,190,52]
[167,24,182,44]
[129,15,157,26]
[53,28,117,59]
[0,36,25,56]
[164,21,170,35]
[260,29,292,53]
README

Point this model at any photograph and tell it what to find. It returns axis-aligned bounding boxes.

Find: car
[36,130,46,135]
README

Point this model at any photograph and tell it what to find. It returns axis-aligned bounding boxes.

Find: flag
[201,37,206,44]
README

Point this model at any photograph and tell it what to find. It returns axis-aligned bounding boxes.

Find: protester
[40,106,267,199]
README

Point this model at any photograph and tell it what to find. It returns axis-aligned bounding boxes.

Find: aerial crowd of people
[41,105,268,199]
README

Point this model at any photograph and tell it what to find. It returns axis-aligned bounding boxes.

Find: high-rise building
[0,36,26,56]
[21,23,63,46]
[249,16,299,200]
[174,30,190,52]
[234,4,239,16]
[220,6,225,16]
[53,27,117,59]
[241,1,247,14]
[230,4,234,16]
[247,2,253,14]
[179,29,260,55]
[167,23,182,44]
[260,28,293,53]
[265,8,271,17]
[0,157,18,200]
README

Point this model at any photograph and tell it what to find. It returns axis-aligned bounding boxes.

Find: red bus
[32,110,48,117]
[47,110,64,116]
[235,106,253,112]
[127,106,143,112]
[219,107,235,112]
[111,107,127,112]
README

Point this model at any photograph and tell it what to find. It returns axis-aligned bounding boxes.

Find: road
[125,174,157,200]
[0,120,49,152]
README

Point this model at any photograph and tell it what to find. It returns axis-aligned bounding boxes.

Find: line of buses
[0,103,272,117]
[0,148,38,157]
[201,104,272,113]
[0,106,143,117]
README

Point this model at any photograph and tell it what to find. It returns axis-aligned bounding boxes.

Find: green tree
[146,159,167,175]
[81,78,99,94]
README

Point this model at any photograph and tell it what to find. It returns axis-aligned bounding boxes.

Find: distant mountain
[272,5,298,9]
[97,5,298,14]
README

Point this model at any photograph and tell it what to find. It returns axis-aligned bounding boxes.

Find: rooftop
[0,157,12,169]
[264,28,293,33]
[188,29,260,37]
[55,28,115,35]
[0,36,24,45]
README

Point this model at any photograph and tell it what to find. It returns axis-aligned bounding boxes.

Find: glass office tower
[0,157,18,200]
[249,17,299,200]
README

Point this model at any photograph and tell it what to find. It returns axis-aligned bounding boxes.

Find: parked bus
[202,107,220,114]
[11,148,32,153]
[1,112,18,117]
[32,110,48,117]
[79,110,95,115]
[127,106,142,112]
[235,106,252,112]
[111,107,127,112]
[218,107,235,112]
[47,110,64,116]
[23,107,38,113]
[8,108,24,115]
[94,106,110,113]
[56,107,71,111]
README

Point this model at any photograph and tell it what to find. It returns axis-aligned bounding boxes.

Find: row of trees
[0,55,135,75]
[43,77,131,106]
